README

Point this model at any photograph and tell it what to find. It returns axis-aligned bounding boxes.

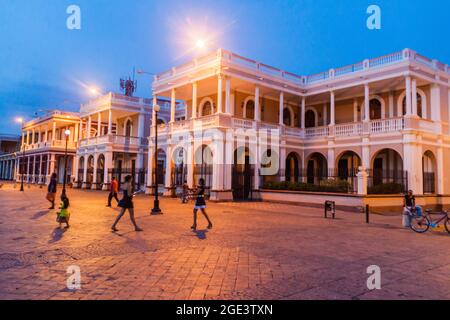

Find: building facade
[16,111,80,185]
[0,134,21,181]
[150,48,450,202]
[74,92,182,191]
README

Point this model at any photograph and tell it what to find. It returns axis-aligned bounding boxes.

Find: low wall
[260,189,450,213]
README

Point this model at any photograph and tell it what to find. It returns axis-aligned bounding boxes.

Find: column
[403,134,421,193]
[430,83,441,122]
[353,99,358,122]
[362,138,370,169]
[138,112,145,138]
[279,147,286,182]
[38,128,41,144]
[27,156,31,182]
[301,97,306,129]
[26,130,29,145]
[44,127,48,143]
[52,121,56,143]
[412,78,418,116]
[39,154,43,183]
[31,128,35,145]
[170,89,176,123]
[103,152,112,191]
[21,132,25,147]
[82,156,88,189]
[327,144,335,176]
[74,123,79,143]
[73,155,79,186]
[330,91,335,126]
[192,82,198,119]
[45,154,50,183]
[91,153,98,189]
[217,75,223,114]
[279,92,284,125]
[436,143,444,194]
[388,92,394,118]
[97,112,102,136]
[254,86,260,121]
[405,76,412,116]
[225,77,231,114]
[48,154,55,184]
[164,145,173,193]
[364,83,370,122]
[87,116,92,138]
[79,119,83,140]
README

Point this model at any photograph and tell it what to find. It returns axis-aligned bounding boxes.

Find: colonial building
[15,111,80,185]
[0,134,21,181]
[150,48,450,204]
[75,92,182,191]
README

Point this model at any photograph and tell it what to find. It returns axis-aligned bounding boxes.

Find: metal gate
[232,164,254,201]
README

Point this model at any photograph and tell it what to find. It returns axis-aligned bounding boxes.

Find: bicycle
[409,208,450,234]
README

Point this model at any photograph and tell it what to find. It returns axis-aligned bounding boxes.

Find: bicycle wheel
[444,218,450,234]
[410,215,430,233]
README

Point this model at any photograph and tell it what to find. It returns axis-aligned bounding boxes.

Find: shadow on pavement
[48,227,67,243]
[193,229,208,240]
[31,210,50,220]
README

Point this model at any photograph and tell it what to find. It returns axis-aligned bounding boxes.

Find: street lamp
[61,129,71,196]
[151,105,162,215]
[15,117,25,192]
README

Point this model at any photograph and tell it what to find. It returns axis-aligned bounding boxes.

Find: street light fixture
[151,105,162,215]
[61,129,71,196]
[15,117,25,192]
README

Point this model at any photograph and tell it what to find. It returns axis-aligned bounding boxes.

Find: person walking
[191,178,213,231]
[111,175,143,232]
[106,177,119,207]
[46,173,58,209]
[56,193,70,229]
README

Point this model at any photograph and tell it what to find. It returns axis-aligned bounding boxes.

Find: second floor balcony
[78,134,146,150]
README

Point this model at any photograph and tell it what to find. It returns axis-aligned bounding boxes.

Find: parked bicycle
[409,208,450,234]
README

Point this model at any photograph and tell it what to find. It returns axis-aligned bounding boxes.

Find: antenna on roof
[120,68,137,97]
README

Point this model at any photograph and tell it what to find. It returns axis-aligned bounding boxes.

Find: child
[56,194,70,229]
[181,182,189,204]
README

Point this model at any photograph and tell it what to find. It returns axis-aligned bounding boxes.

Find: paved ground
[0,182,449,300]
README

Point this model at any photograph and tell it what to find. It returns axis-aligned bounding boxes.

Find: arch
[172,147,187,186]
[423,150,437,194]
[397,88,428,118]
[283,105,295,127]
[199,97,215,117]
[371,148,405,190]
[306,152,328,184]
[97,154,105,185]
[305,107,318,128]
[335,151,361,181]
[369,95,385,120]
[285,152,301,182]
[261,148,279,184]
[243,96,256,120]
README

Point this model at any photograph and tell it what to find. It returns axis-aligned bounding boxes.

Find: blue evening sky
[0,0,449,134]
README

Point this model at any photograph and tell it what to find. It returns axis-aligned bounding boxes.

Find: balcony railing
[370,118,404,134]
[79,135,144,147]
[334,123,363,137]
[155,48,450,89]
[23,140,76,151]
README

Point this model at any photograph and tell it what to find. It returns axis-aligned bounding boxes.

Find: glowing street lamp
[15,117,25,192]
[195,39,206,49]
[89,87,99,95]
[61,129,71,196]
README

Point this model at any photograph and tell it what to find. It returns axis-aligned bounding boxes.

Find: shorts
[194,205,206,210]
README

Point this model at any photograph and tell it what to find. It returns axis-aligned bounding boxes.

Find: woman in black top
[191,178,213,231]
[111,175,143,232]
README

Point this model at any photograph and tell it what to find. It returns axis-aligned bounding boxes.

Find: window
[305,110,316,128]
[402,93,423,118]
[283,108,292,126]
[125,120,132,137]
[202,101,212,116]
[245,100,255,119]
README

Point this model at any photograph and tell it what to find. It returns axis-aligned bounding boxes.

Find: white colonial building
[0,134,21,181]
[149,48,450,205]
[75,92,182,191]
[16,111,80,185]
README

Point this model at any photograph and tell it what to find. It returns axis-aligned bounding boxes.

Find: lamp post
[61,129,71,196]
[151,105,162,215]
[15,118,25,192]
